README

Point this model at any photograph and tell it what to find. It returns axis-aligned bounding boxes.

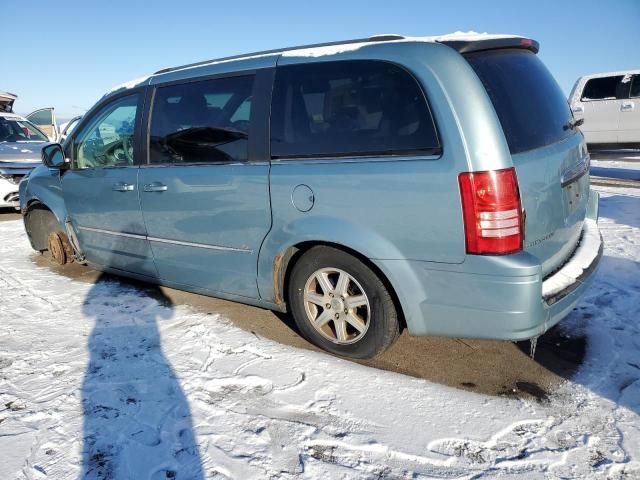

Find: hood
[0,142,48,164]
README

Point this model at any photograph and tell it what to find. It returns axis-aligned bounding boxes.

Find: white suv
[569,70,640,148]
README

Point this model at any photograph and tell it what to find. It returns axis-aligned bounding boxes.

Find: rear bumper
[374,190,602,341]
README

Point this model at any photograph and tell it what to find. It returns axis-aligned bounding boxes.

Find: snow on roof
[104,74,152,97]
[282,31,523,57]
[410,31,522,42]
[282,40,375,58]
[106,32,525,92]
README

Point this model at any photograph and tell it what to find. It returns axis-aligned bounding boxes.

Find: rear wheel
[288,246,399,359]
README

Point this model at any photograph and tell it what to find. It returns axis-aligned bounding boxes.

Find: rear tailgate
[513,135,590,276]
[465,47,590,276]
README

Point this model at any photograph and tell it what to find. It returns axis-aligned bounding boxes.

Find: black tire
[288,246,399,359]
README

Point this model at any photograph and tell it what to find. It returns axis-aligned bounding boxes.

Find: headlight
[0,173,22,185]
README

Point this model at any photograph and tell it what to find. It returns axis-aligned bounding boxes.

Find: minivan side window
[73,94,139,169]
[149,75,254,164]
[270,60,440,159]
[581,76,625,101]
[630,75,640,98]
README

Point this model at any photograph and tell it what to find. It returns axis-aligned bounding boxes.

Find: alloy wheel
[303,267,371,345]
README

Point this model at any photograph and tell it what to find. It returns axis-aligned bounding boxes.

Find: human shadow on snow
[80,270,204,479]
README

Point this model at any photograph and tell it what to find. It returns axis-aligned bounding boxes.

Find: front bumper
[0,177,21,208]
[0,162,35,209]
[373,190,602,341]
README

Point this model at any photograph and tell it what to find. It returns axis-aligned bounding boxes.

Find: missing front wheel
[47,231,74,265]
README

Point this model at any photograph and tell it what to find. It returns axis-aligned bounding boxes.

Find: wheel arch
[274,241,407,331]
[23,200,65,251]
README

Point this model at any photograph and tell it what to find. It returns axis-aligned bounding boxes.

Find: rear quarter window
[270,60,440,159]
[466,49,573,155]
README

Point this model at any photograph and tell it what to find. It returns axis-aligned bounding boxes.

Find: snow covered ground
[590,152,640,183]
[591,158,640,183]
[592,159,640,172]
[0,186,639,479]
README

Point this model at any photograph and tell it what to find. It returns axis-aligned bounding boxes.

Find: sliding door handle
[143,182,168,192]
[112,182,134,192]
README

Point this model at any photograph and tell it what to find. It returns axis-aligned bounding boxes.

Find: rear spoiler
[439,37,539,54]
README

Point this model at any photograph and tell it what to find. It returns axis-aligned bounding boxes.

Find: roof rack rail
[153,34,406,75]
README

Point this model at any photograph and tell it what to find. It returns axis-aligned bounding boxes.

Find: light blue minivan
[20,33,602,358]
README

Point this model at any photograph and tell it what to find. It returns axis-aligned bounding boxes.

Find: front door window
[74,95,139,169]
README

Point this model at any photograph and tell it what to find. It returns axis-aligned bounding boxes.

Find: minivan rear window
[466,49,573,155]
[271,60,440,159]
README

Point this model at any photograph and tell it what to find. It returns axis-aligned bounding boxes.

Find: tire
[288,246,399,359]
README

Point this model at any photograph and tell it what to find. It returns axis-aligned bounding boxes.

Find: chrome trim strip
[147,236,252,253]
[77,226,251,253]
[139,161,270,168]
[78,226,147,240]
[271,154,441,165]
[561,154,590,187]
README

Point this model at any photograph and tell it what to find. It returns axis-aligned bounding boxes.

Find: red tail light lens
[458,167,523,255]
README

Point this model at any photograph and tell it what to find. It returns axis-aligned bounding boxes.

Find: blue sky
[4,0,639,119]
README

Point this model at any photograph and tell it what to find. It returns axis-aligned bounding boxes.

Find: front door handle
[621,102,634,112]
[143,182,168,192]
[112,182,134,192]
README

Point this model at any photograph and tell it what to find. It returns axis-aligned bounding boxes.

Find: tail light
[458,167,523,255]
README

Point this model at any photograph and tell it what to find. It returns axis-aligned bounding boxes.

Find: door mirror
[42,144,68,169]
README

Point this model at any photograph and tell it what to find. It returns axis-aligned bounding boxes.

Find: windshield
[465,49,573,154]
[0,116,49,142]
